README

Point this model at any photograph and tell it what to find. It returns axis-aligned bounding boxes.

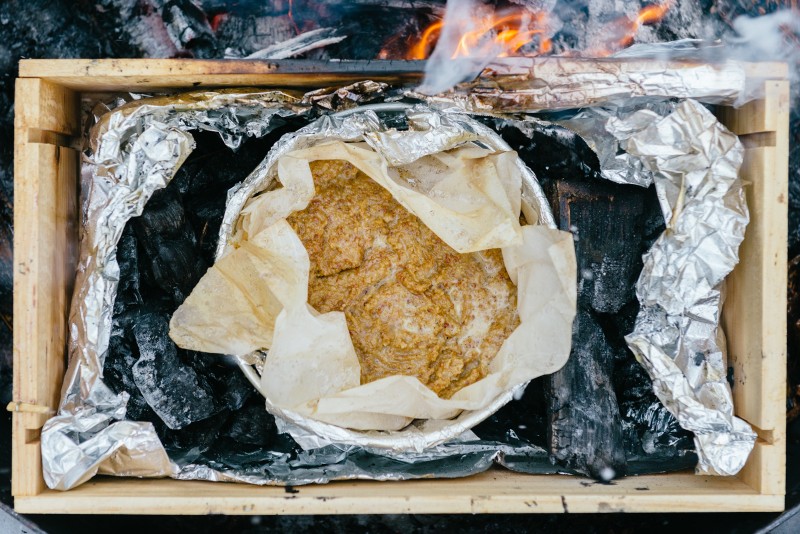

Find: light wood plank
[12,78,80,498]
[722,80,789,497]
[17,58,787,92]
[12,471,784,515]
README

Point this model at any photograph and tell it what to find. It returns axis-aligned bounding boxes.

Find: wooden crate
[11,59,790,514]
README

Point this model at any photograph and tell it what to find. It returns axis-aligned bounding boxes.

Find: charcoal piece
[174,128,301,264]
[485,119,602,184]
[541,177,653,479]
[104,314,155,422]
[221,401,278,446]
[547,309,626,479]
[112,227,142,317]
[547,179,648,314]
[132,188,207,305]
[183,351,255,412]
[157,409,233,465]
[131,312,215,430]
[619,396,695,461]
[473,377,549,448]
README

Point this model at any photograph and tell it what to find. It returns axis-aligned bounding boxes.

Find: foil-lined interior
[42,61,757,489]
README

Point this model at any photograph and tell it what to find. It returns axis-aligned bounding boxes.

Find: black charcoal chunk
[547,309,627,479]
[222,401,278,446]
[157,409,233,465]
[183,351,255,412]
[132,188,207,305]
[105,314,156,422]
[480,118,602,182]
[113,227,142,316]
[549,179,648,314]
[132,312,215,430]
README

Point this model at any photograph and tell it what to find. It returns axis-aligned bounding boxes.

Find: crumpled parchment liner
[556,99,755,476]
[180,108,576,449]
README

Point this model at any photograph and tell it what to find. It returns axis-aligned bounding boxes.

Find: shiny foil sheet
[556,99,755,475]
[42,59,755,489]
[417,57,756,113]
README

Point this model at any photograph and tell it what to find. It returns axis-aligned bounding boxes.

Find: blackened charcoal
[113,227,142,317]
[548,179,648,314]
[184,196,227,265]
[620,397,695,460]
[480,118,601,183]
[642,186,667,249]
[157,410,233,464]
[183,351,255,412]
[132,188,207,304]
[473,377,548,448]
[173,131,281,197]
[547,310,626,479]
[222,401,278,446]
[174,129,300,264]
[104,315,155,422]
[615,358,656,402]
[132,312,215,430]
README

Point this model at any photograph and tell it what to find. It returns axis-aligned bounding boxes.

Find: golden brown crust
[286,160,519,399]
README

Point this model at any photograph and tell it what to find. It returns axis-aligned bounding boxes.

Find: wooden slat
[722,80,789,497]
[739,437,785,496]
[12,78,80,497]
[12,471,784,515]
[18,59,425,91]
[17,58,786,93]
[718,80,792,135]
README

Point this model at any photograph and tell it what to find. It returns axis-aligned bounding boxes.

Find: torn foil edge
[557,100,755,476]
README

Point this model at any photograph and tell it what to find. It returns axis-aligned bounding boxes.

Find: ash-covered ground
[0,1,798,532]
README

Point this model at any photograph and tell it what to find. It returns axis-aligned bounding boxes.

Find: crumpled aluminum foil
[555,99,755,475]
[41,60,757,489]
[415,58,755,113]
[43,89,317,490]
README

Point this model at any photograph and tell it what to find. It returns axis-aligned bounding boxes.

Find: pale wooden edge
[12,78,79,497]
[12,472,785,515]
[721,80,789,496]
[16,59,787,92]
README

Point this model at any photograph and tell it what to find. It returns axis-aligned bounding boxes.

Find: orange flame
[405,9,552,60]
[391,1,673,61]
[616,1,674,49]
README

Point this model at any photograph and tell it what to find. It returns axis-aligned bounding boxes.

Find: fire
[614,1,674,50]
[404,9,552,61]
[389,1,673,60]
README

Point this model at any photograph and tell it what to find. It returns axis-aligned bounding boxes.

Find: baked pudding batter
[286,160,519,399]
